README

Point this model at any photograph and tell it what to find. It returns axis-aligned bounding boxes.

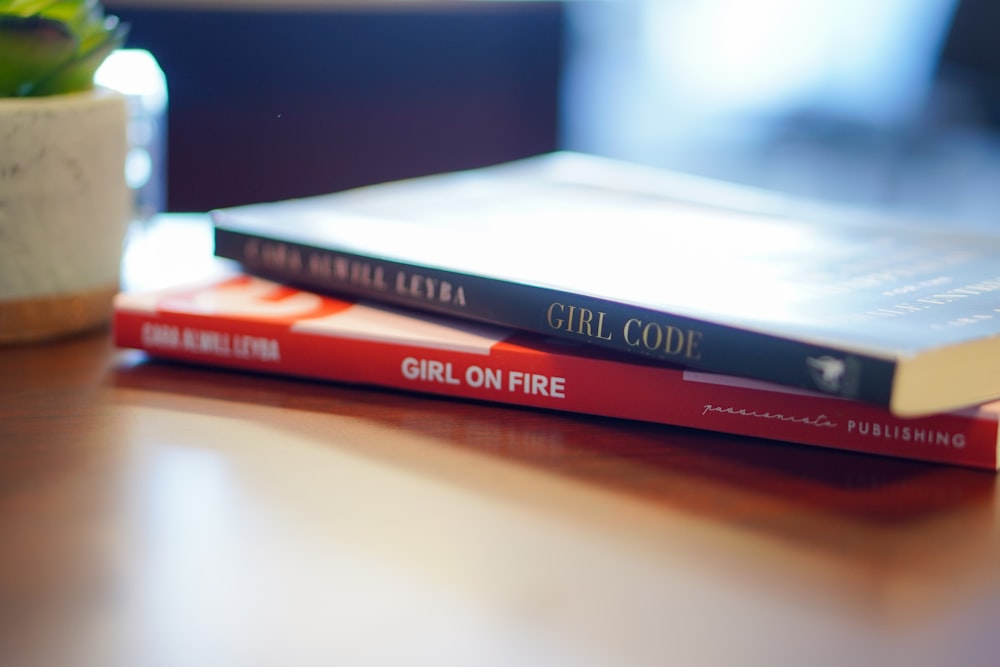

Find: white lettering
[402,357,420,380]
[141,322,179,349]
[182,328,231,357]
[400,357,460,385]
[703,405,836,428]
[232,334,280,362]
[843,419,964,448]
[507,370,566,398]
[465,365,503,389]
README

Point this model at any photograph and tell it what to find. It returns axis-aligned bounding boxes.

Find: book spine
[213,227,899,408]
[114,304,999,471]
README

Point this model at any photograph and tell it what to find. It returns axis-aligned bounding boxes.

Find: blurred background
[105,0,1000,228]
[562,0,1000,228]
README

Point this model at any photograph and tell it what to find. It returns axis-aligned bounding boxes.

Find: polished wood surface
[3,223,1000,666]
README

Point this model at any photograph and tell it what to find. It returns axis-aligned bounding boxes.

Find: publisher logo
[807,355,849,394]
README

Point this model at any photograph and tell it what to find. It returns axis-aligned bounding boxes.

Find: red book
[113,275,1000,471]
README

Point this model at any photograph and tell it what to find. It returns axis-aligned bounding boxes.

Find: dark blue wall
[107,4,564,211]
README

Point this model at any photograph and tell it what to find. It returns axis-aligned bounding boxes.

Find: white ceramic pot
[0,88,130,344]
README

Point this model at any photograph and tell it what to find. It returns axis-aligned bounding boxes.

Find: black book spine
[214,226,897,406]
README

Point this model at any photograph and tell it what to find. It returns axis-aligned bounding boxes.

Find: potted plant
[0,0,131,344]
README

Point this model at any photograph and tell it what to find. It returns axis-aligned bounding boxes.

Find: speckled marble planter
[0,88,130,344]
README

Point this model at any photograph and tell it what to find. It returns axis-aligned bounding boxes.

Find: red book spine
[113,277,1000,470]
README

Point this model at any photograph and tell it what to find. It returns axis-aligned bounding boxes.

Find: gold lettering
[564,304,579,332]
[624,318,641,346]
[641,321,662,349]
[576,307,594,335]
[622,318,703,360]
[663,325,686,355]
[372,266,387,290]
[546,302,566,330]
[393,272,461,302]
[685,329,703,360]
[594,311,613,340]
[308,253,330,278]
[334,257,351,281]
[545,302,612,340]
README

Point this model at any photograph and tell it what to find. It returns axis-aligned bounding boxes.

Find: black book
[213,152,1000,416]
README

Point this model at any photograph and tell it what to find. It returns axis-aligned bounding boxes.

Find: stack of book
[114,152,1000,470]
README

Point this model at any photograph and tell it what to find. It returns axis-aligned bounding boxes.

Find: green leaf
[33,0,96,32]
[29,15,127,95]
[1,0,128,96]
[0,14,76,96]
[1,1,69,18]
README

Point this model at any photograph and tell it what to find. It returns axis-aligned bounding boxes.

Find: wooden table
[2,218,999,667]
